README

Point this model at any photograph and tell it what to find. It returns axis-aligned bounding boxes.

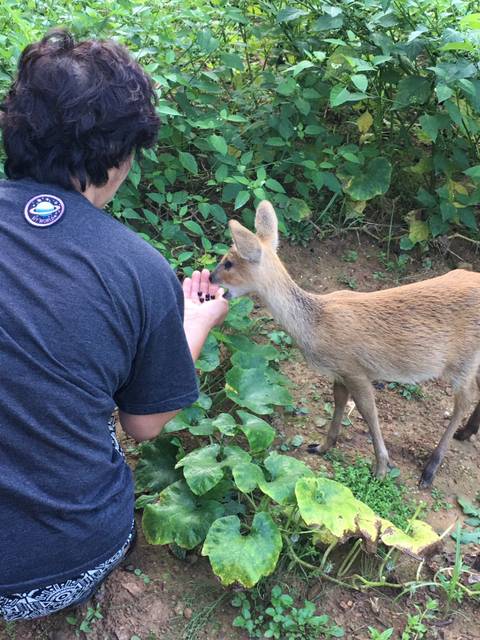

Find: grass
[328,455,420,530]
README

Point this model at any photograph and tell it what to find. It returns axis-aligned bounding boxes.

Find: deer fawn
[210,200,480,488]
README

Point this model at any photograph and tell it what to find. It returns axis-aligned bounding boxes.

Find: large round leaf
[202,512,282,587]
[226,366,292,414]
[380,519,441,559]
[295,477,361,541]
[142,480,224,549]
[176,444,251,495]
[237,411,276,452]
[232,462,264,493]
[196,333,220,372]
[135,437,182,494]
[344,157,392,201]
[258,452,314,505]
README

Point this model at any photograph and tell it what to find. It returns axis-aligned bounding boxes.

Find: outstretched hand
[182,268,229,331]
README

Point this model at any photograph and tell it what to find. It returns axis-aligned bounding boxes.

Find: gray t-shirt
[0,178,198,594]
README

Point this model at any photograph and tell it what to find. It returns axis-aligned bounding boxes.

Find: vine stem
[282,535,356,591]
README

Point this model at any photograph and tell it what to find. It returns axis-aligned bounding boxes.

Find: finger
[190,270,201,301]
[200,269,210,298]
[208,281,221,296]
[182,277,192,298]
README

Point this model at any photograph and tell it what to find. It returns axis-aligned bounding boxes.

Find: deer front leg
[420,386,471,488]
[307,381,349,455]
[346,376,391,479]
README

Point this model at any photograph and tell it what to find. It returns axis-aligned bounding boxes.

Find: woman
[0,30,228,620]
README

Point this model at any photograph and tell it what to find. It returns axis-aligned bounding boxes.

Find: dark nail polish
[205,294,210,301]
[197,291,202,297]
[199,297,204,303]
[211,295,215,299]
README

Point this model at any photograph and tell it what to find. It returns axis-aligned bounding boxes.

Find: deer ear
[229,220,262,262]
[255,201,279,251]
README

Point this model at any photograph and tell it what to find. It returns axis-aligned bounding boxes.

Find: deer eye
[224,260,233,270]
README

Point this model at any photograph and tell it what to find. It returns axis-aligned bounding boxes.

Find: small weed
[400,598,438,639]
[337,274,358,290]
[387,382,424,401]
[268,330,293,360]
[342,250,358,263]
[379,252,410,274]
[134,568,151,584]
[329,456,420,530]
[4,622,16,640]
[231,586,344,639]
[372,271,388,281]
[430,488,453,513]
[66,604,103,636]
[368,628,394,640]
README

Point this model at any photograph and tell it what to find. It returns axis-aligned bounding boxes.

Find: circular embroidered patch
[24,194,65,227]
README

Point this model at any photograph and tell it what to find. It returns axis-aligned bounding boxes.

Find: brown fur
[211,201,480,487]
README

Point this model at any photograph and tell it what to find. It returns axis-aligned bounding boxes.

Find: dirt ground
[2,235,480,640]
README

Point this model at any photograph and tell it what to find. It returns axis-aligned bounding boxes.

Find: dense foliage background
[1,0,479,262]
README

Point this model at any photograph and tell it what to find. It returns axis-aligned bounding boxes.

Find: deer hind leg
[307,381,349,455]
[455,371,480,441]
[346,377,391,479]
[420,383,473,489]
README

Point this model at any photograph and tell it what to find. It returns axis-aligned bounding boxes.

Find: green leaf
[276,77,297,96]
[234,190,250,210]
[176,444,224,495]
[220,52,244,71]
[202,512,282,587]
[435,84,453,102]
[457,496,480,517]
[289,60,314,76]
[259,452,314,505]
[394,76,431,109]
[135,436,182,494]
[232,462,264,493]
[176,444,251,495]
[351,74,368,92]
[209,134,228,156]
[226,366,291,414]
[419,114,441,142]
[314,7,343,31]
[459,13,480,30]
[184,220,203,235]
[211,413,237,436]
[178,151,198,174]
[237,411,276,452]
[142,480,224,549]
[156,103,181,116]
[296,477,362,540]
[196,333,220,372]
[277,7,308,23]
[465,165,480,180]
[344,157,392,201]
[265,178,285,193]
[330,85,367,107]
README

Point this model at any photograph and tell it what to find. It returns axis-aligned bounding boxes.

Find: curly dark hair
[0,30,160,191]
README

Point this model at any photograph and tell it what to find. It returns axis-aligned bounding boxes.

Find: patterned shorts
[0,417,134,622]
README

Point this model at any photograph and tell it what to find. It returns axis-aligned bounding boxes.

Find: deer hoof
[454,426,472,441]
[373,460,389,480]
[307,442,331,455]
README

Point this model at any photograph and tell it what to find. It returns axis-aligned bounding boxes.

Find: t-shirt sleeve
[114,290,199,415]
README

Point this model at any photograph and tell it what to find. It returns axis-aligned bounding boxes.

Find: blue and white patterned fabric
[0,525,135,621]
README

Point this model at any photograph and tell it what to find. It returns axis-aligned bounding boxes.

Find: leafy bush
[1,0,479,256]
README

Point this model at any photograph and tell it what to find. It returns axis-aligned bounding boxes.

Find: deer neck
[256,256,317,342]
